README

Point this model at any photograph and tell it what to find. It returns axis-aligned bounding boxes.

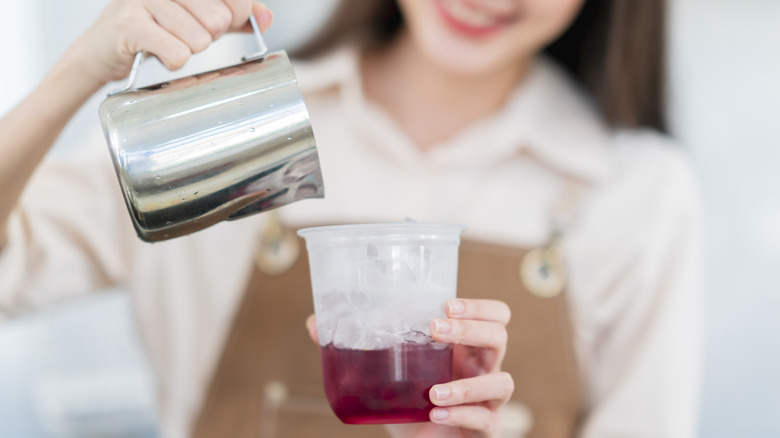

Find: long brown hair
[294,0,667,133]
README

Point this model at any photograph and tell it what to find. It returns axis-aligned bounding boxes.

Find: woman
[0,0,701,437]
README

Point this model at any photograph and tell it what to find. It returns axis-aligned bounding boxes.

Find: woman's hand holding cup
[305,298,514,438]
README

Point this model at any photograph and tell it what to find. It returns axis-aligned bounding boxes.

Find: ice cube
[317,319,337,346]
[332,316,361,349]
[366,329,395,350]
[317,290,348,312]
[332,311,396,350]
[366,242,378,258]
[316,291,352,346]
[347,289,373,308]
[399,329,433,344]
[392,259,417,284]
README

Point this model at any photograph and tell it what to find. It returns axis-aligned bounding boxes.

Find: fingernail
[432,319,451,334]
[432,385,451,401]
[258,8,273,31]
[447,300,465,316]
[431,408,449,421]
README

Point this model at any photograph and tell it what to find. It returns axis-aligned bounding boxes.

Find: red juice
[320,342,453,424]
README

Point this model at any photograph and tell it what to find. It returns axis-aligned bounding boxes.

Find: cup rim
[297,222,467,238]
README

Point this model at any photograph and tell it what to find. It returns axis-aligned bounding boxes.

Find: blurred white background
[1,0,778,436]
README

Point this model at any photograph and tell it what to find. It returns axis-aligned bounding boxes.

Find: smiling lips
[435,0,519,37]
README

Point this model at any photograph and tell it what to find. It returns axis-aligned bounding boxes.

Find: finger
[255,3,274,31]
[429,372,514,407]
[240,2,274,33]
[130,17,192,71]
[146,1,213,54]
[173,0,234,38]
[429,405,501,436]
[222,0,253,29]
[305,314,318,343]
[430,318,507,351]
[446,299,511,326]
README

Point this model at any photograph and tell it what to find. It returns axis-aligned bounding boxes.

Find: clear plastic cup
[298,222,466,424]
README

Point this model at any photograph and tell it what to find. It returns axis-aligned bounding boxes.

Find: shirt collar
[294,46,613,184]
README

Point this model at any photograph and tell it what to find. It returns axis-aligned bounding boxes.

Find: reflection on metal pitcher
[99,50,324,242]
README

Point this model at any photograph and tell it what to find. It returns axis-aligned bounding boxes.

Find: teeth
[441,0,499,28]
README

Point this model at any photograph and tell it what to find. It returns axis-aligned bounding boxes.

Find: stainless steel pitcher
[99,15,324,242]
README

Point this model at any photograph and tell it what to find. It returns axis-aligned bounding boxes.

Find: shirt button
[519,245,566,298]
[255,222,300,276]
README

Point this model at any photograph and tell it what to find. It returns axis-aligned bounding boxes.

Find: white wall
[668,1,780,436]
[0,0,110,114]
[0,1,38,115]
[1,0,779,436]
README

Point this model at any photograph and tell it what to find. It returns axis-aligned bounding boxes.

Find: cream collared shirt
[0,47,702,438]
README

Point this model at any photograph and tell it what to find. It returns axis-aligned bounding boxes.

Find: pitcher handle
[241,13,270,62]
[108,11,269,97]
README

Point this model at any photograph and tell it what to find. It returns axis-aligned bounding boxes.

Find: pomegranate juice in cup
[320,342,453,424]
[298,223,466,424]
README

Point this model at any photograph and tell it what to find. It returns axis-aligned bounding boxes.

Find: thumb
[254,3,274,32]
[240,3,274,33]
[305,314,318,343]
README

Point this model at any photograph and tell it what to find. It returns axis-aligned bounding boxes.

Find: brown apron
[193,236,584,438]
